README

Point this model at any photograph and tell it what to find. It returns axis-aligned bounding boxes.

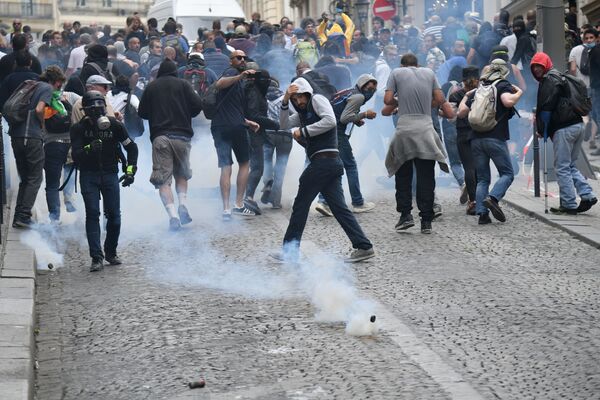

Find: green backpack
[295,41,319,67]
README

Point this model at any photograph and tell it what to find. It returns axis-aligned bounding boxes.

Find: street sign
[373,0,397,21]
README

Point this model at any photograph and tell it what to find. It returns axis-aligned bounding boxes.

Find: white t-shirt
[107,91,140,114]
[67,45,87,70]
[500,34,522,69]
[568,45,591,88]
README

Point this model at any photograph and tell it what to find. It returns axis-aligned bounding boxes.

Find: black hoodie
[138,60,203,141]
[244,71,280,133]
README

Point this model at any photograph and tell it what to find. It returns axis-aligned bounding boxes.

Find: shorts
[150,135,192,188]
[211,126,250,168]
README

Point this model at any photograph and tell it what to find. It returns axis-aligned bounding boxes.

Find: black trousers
[11,137,44,222]
[457,133,477,202]
[394,158,435,222]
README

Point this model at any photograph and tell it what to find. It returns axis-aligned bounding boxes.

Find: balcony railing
[0,1,53,19]
[59,0,152,15]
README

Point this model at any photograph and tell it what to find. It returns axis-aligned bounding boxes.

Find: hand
[292,129,302,140]
[365,110,377,119]
[284,84,299,101]
[115,111,123,121]
[84,139,103,154]
[355,119,365,127]
[119,165,137,187]
[245,119,260,133]
[241,69,256,79]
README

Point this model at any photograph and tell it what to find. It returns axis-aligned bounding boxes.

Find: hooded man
[315,74,378,217]
[531,52,597,214]
[138,60,203,230]
[274,77,375,263]
[79,44,116,88]
[457,59,523,224]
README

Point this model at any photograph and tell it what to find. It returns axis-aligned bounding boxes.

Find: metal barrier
[532,108,540,197]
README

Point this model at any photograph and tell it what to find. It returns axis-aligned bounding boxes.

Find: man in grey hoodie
[273,78,375,263]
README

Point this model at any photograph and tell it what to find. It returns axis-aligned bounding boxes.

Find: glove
[119,165,137,187]
[84,139,102,154]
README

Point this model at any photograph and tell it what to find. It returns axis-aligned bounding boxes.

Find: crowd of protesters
[0,3,598,269]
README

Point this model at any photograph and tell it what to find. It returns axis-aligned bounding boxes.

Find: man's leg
[271,137,293,208]
[44,143,69,221]
[442,120,465,186]
[552,127,578,209]
[212,128,235,212]
[394,160,414,214]
[171,139,193,223]
[487,139,514,203]
[101,173,121,259]
[566,123,596,201]
[220,165,232,210]
[20,139,44,223]
[471,138,492,215]
[245,133,264,200]
[11,138,29,221]
[235,161,250,207]
[150,136,178,221]
[79,171,103,261]
[231,128,251,210]
[457,135,477,202]
[413,158,436,222]
[338,134,365,206]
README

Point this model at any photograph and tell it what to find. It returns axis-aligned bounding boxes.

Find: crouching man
[70,91,139,272]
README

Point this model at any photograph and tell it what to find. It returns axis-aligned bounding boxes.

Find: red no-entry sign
[373,0,397,21]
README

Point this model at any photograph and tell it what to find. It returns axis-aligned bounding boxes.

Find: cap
[86,75,112,86]
[235,25,247,34]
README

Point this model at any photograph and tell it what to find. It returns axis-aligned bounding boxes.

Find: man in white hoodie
[273,78,375,263]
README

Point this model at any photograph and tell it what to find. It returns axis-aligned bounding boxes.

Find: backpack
[45,100,72,134]
[183,64,209,95]
[87,61,116,85]
[164,35,186,65]
[2,80,40,125]
[201,82,234,120]
[330,88,356,119]
[295,73,337,100]
[468,80,501,132]
[294,41,319,67]
[550,70,592,117]
[475,31,502,63]
[579,46,592,76]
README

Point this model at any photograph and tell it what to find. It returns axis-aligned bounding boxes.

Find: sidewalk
[504,145,600,249]
[0,192,37,400]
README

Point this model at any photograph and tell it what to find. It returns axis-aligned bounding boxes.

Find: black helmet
[82,90,106,109]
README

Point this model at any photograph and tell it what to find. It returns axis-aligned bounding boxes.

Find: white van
[147,0,246,42]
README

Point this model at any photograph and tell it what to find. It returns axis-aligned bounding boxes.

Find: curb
[0,191,37,400]
[503,198,600,250]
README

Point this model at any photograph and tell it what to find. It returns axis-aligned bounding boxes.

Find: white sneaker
[352,202,375,213]
[315,202,333,217]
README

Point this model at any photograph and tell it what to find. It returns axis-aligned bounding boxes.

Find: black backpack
[294,72,337,100]
[476,31,502,62]
[579,46,592,76]
[2,80,40,125]
[549,70,592,117]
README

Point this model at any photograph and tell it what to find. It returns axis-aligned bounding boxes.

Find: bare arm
[35,100,46,130]
[466,47,476,65]
[215,69,255,90]
[568,60,577,76]
[457,91,473,119]
[384,90,397,106]
[500,85,523,108]
[511,65,527,92]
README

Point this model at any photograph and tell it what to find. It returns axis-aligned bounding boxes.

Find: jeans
[457,133,477,202]
[263,133,293,207]
[395,158,436,222]
[11,138,44,222]
[246,132,264,199]
[552,123,595,208]
[63,163,76,204]
[471,138,514,215]
[284,157,372,250]
[592,87,600,126]
[442,119,465,186]
[319,134,364,206]
[79,170,121,261]
[44,142,70,221]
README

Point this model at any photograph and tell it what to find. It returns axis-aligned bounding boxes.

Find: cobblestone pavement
[34,185,600,400]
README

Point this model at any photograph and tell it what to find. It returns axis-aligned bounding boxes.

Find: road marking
[267,211,484,400]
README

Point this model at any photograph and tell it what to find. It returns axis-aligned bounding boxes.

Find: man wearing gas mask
[315,74,378,217]
[70,90,139,272]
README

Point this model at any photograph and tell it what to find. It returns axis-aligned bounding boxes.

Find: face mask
[585,42,596,48]
[362,88,376,102]
[97,115,110,130]
[85,105,110,130]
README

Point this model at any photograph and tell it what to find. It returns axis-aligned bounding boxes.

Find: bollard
[532,108,540,197]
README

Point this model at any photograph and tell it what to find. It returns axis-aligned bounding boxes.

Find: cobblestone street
[33,185,600,400]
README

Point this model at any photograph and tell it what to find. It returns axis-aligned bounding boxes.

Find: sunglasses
[232,55,248,61]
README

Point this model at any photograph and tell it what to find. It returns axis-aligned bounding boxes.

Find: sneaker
[352,202,375,213]
[90,258,104,272]
[550,206,578,215]
[222,210,232,222]
[65,201,76,213]
[459,184,468,205]
[420,220,432,234]
[584,123,592,141]
[232,205,256,217]
[244,198,262,215]
[178,205,192,225]
[169,217,182,231]
[105,255,122,265]
[315,202,333,217]
[591,148,600,156]
[478,213,492,225]
[466,201,476,216]
[577,197,598,213]
[344,247,375,263]
[432,203,443,220]
[260,180,273,204]
[12,218,33,229]
[483,196,506,222]
[269,251,299,264]
[590,140,598,149]
[272,203,282,209]
[395,213,415,231]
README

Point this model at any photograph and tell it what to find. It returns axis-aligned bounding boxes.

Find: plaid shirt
[426,47,446,73]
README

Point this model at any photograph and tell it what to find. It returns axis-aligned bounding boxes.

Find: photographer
[70,91,138,272]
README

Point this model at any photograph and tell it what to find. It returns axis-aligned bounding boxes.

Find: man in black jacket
[531,52,597,214]
[70,91,138,271]
[0,34,42,82]
[0,50,39,109]
[138,60,203,231]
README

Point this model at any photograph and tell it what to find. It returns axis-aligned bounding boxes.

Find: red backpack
[183,65,209,95]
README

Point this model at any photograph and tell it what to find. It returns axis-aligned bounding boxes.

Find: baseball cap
[86,75,112,86]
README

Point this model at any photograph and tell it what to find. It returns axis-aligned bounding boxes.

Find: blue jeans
[442,119,465,186]
[284,157,372,250]
[319,135,364,206]
[263,133,293,207]
[44,142,70,221]
[79,171,121,261]
[552,123,596,208]
[472,138,514,215]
